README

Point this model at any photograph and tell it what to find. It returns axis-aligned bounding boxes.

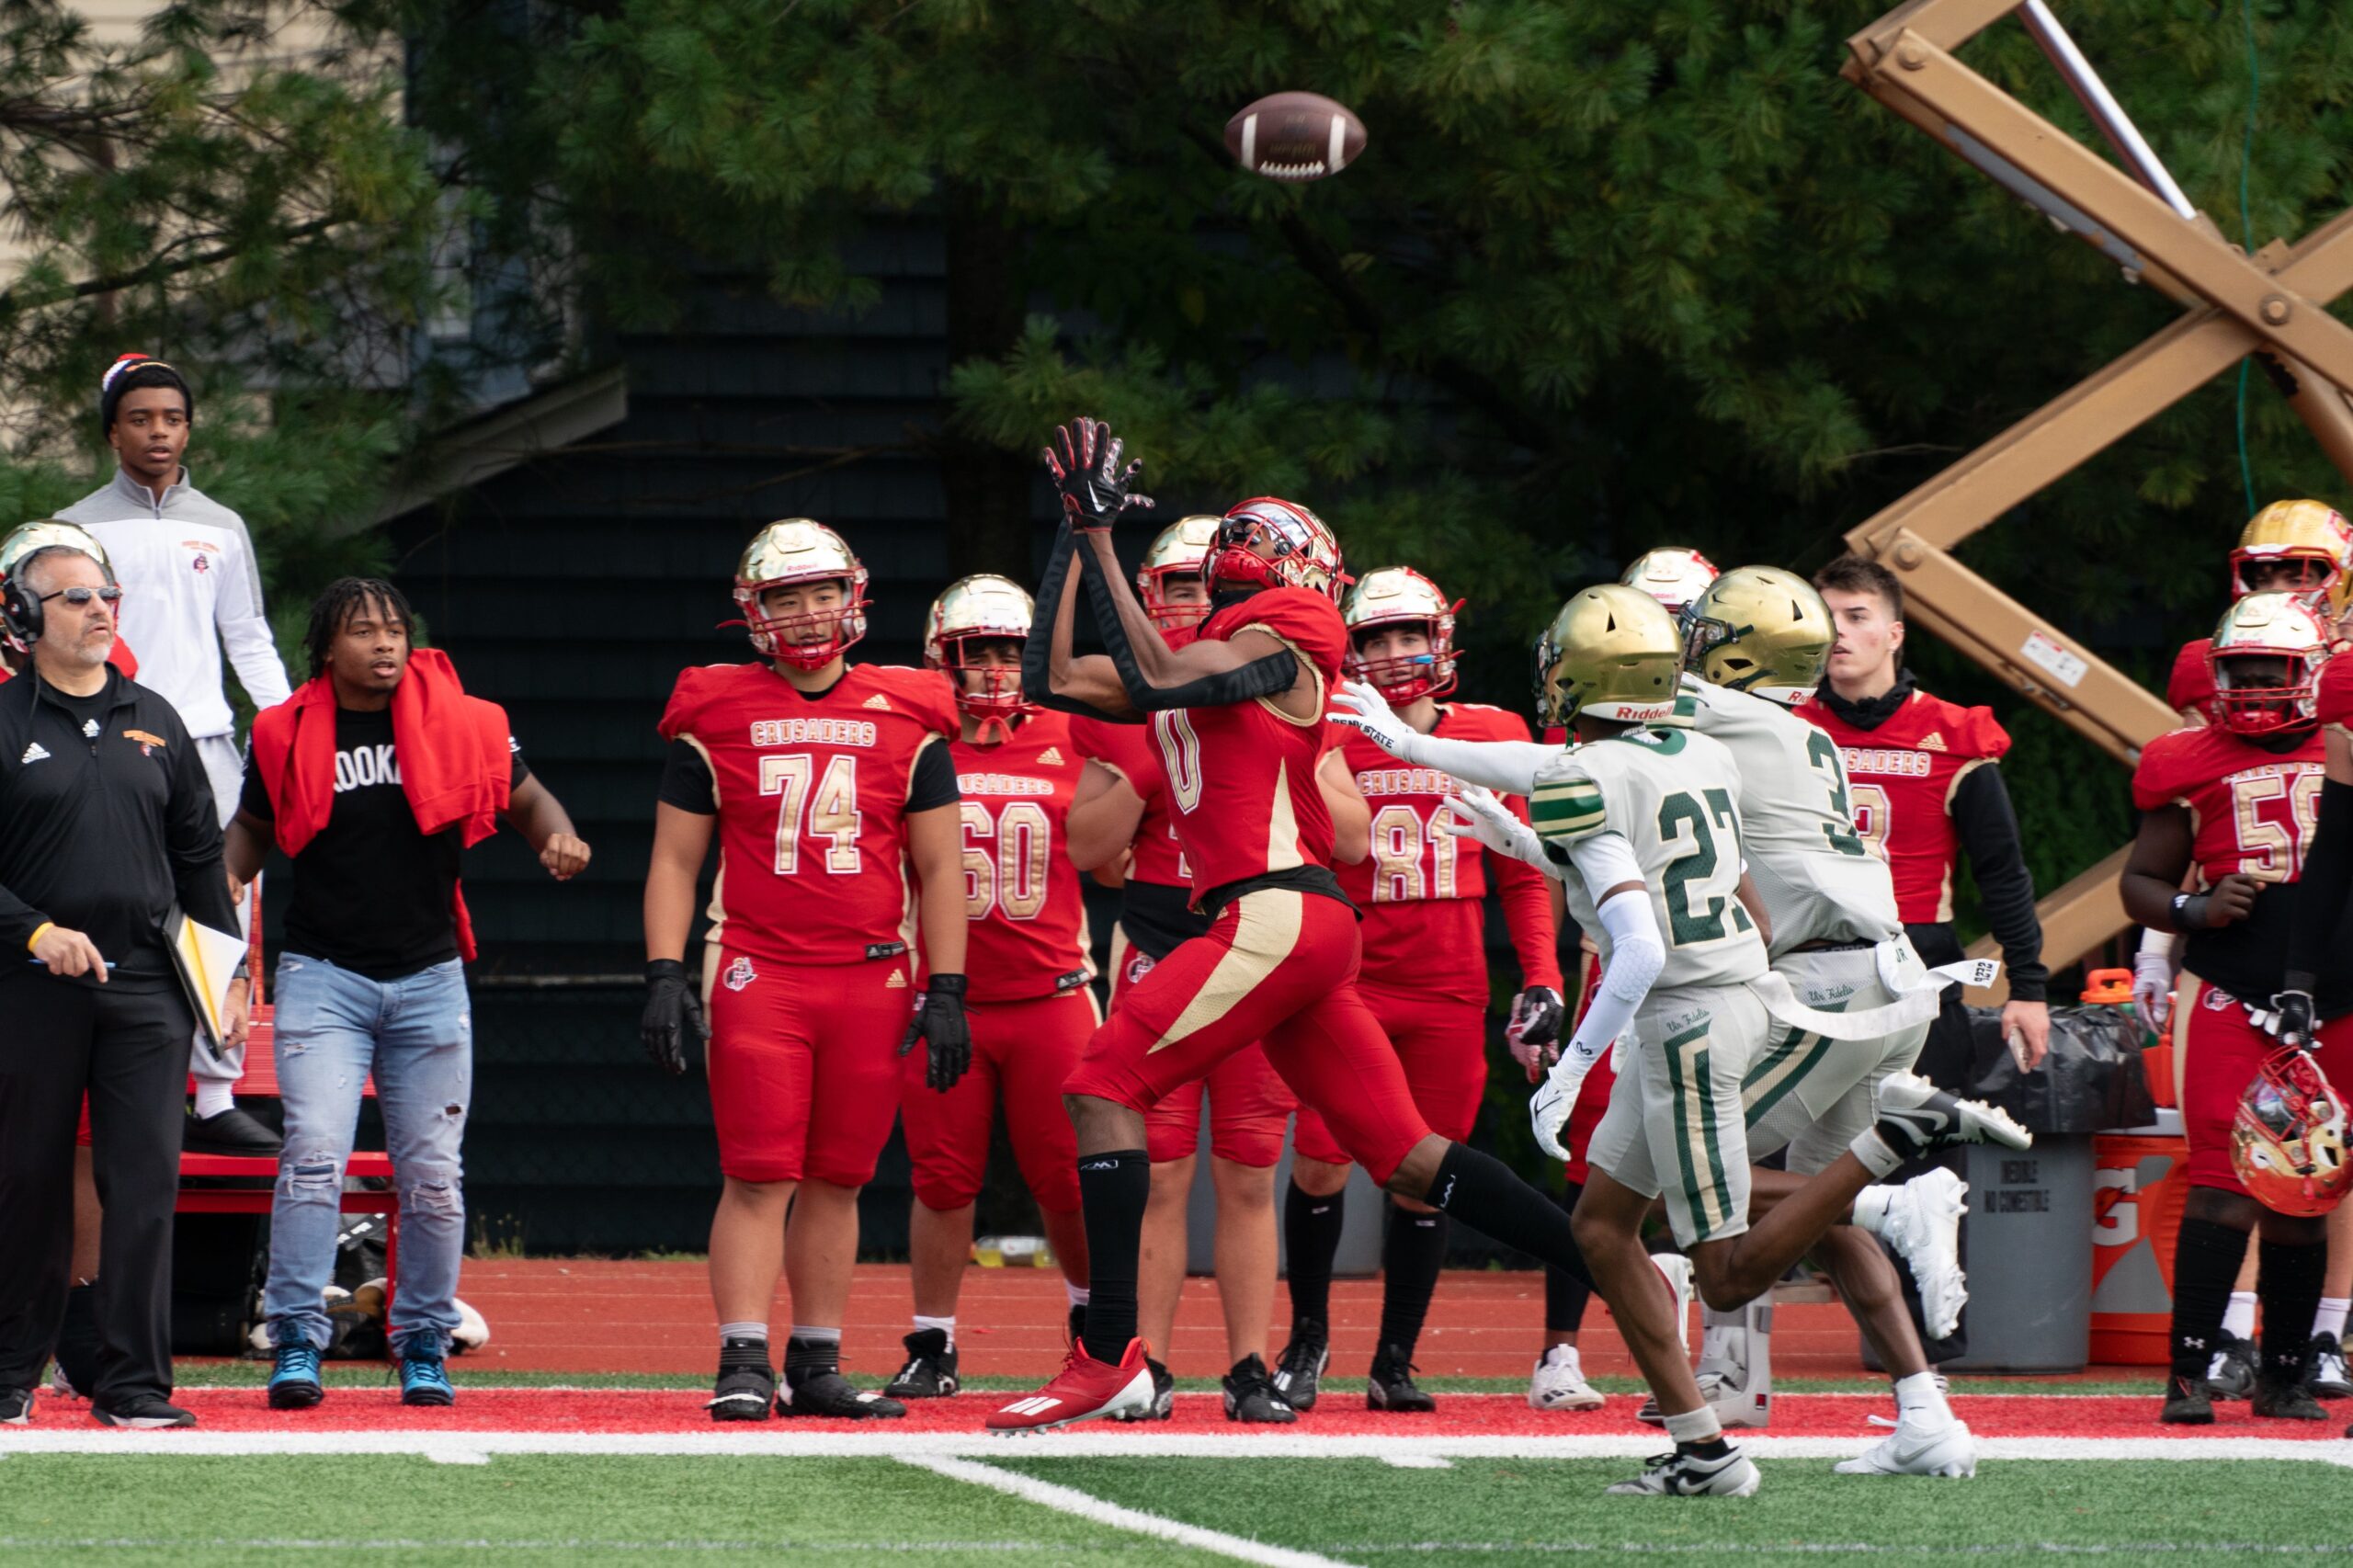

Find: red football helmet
[924,574,1034,721]
[2206,591,2330,738]
[732,519,870,669]
[2232,1047,2351,1217]
[1341,566,1461,702]
[1207,497,1345,600]
[1138,516,1221,643]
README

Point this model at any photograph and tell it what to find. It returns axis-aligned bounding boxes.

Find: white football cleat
[1834,1415,1977,1478]
[1859,1167,1971,1341]
[1529,1345,1606,1412]
[1867,1073,2031,1163]
[1606,1445,1762,1496]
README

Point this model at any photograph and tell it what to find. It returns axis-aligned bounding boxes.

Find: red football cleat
[985,1337,1156,1433]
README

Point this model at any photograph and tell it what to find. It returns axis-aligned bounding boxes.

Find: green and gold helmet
[1532,585,1685,730]
[1679,565,1834,708]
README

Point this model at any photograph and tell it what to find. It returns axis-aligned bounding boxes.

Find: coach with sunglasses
[0,536,246,1430]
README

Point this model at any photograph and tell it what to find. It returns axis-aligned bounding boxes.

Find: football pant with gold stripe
[1583,982,1761,1246]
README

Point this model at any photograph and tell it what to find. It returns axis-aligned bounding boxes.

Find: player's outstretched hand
[1327,680,1424,763]
[1041,417,1152,530]
[1438,786,1547,870]
[1507,986,1565,1083]
[641,959,707,1076]
[900,972,972,1092]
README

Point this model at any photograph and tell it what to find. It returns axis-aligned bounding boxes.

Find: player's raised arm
[1330,678,1556,793]
[1022,519,1135,721]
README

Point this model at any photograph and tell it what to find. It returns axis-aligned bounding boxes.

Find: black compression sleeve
[1076,545,1299,711]
[2287,776,2353,988]
[1950,763,2048,1003]
[1019,524,1122,721]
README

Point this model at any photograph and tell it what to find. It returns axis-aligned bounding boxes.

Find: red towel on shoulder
[249,647,511,960]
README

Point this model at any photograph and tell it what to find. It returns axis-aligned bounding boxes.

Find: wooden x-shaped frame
[1838,0,2353,991]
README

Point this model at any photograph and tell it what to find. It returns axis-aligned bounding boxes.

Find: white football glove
[1327,679,1427,764]
[2131,949,2176,1035]
[1530,1044,1601,1161]
[1437,787,1550,871]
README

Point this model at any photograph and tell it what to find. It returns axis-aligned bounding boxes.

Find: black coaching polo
[0,666,240,987]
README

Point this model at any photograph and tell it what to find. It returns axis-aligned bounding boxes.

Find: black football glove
[641,958,707,1076]
[1041,416,1152,530]
[900,972,972,1092]
[1506,985,1566,1082]
[2270,974,2318,1049]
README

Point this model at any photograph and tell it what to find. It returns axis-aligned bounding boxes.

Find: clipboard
[166,907,245,1060]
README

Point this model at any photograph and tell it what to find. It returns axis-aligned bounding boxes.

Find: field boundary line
[2,1432,2347,1463]
[901,1453,1359,1568]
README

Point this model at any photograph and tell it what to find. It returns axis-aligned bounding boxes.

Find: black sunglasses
[39,585,123,607]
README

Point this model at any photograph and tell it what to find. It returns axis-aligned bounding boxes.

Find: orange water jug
[2089,1131,2190,1365]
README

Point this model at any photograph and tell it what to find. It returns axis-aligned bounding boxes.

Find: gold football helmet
[2207,590,2330,738]
[2231,499,2353,614]
[1620,546,1721,616]
[1680,565,1834,708]
[1209,497,1345,600]
[925,573,1034,717]
[1342,566,1461,702]
[732,519,869,669]
[2232,1048,2350,1218]
[1,520,119,653]
[1533,585,1685,729]
[1137,516,1221,640]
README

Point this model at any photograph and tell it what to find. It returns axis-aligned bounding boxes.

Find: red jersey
[1069,714,1190,889]
[1339,703,1563,1002]
[1795,689,2011,925]
[2132,723,2325,889]
[949,710,1093,1002]
[2318,648,2353,735]
[2166,638,2216,720]
[1155,586,1346,903]
[658,662,959,965]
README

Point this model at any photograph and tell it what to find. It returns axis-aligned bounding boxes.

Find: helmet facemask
[1206,498,1344,600]
[737,575,868,669]
[2206,593,2329,740]
[1342,567,1460,703]
[2232,1048,2351,1217]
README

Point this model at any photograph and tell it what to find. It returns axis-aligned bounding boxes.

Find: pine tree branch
[0,216,339,313]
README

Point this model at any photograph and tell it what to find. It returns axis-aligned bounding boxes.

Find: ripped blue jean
[263,953,472,1359]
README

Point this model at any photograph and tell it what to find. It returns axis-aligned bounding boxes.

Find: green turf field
[4,1454,2347,1566]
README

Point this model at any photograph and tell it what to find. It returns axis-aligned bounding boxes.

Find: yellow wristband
[27,922,54,954]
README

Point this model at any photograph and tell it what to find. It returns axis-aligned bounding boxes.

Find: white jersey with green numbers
[1527,724,1769,991]
[1679,676,1902,958]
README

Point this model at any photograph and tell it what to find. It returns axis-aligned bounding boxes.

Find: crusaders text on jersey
[658,661,959,963]
[1796,690,2011,925]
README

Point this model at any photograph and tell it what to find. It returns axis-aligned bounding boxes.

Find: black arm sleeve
[657,738,719,814]
[1020,524,1132,722]
[1950,762,2047,1003]
[905,737,961,813]
[2287,776,2353,991]
[1078,544,1299,711]
[165,717,240,934]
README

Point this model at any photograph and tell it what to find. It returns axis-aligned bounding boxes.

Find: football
[1223,91,1367,182]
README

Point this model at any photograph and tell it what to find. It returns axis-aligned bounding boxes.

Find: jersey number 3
[761,754,862,874]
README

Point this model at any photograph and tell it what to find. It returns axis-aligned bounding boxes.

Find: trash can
[2090,1108,2188,1366]
[1865,1001,2156,1373]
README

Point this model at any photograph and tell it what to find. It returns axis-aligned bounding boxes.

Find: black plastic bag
[1961,1004,2157,1133]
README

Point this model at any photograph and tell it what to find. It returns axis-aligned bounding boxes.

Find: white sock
[2314,1296,2350,1342]
[2222,1291,2257,1342]
[192,1081,236,1119]
[913,1313,956,1348]
[1849,1132,1903,1180]
[718,1321,767,1346]
[1893,1369,1951,1425]
[1662,1405,1722,1446]
[1065,1282,1092,1309]
[1850,1186,1895,1235]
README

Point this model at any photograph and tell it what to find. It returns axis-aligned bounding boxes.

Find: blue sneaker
[267,1344,324,1410]
[399,1354,455,1407]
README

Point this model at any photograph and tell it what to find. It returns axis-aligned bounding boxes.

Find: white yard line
[900,1454,1360,1568]
[1,1431,2346,1463]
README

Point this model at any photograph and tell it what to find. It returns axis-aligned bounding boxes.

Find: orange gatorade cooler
[2089,1119,2189,1365]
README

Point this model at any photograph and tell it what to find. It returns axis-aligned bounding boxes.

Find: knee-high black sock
[1544,1182,1592,1333]
[1077,1150,1150,1362]
[1284,1179,1345,1329]
[2257,1235,2328,1386]
[1426,1143,1594,1290]
[2169,1216,2254,1380]
[1377,1204,1449,1362]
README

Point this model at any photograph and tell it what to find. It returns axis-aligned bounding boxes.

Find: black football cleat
[2251,1377,2328,1421]
[1222,1354,1297,1424]
[2158,1373,2214,1426]
[883,1328,959,1399]
[777,1369,905,1419]
[90,1395,196,1429]
[708,1357,775,1423]
[1272,1319,1329,1414]
[1368,1343,1437,1413]
[184,1105,283,1157]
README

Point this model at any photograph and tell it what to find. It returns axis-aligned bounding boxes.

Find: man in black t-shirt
[224,578,589,1412]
